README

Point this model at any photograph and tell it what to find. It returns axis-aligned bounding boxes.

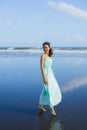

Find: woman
[38,42,62,116]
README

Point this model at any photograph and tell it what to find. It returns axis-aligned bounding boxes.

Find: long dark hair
[43,41,53,57]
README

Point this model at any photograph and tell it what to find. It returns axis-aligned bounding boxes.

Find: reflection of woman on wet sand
[38,112,62,130]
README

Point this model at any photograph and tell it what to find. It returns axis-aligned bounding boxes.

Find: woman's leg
[50,106,56,116]
[38,104,47,112]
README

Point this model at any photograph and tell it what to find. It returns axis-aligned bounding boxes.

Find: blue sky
[0,0,87,47]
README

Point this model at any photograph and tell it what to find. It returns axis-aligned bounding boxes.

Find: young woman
[38,42,62,116]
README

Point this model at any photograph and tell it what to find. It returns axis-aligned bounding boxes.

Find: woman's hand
[44,77,48,84]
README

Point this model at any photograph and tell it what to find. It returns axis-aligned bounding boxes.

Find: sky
[0,0,87,47]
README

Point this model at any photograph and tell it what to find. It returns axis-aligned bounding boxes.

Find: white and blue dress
[39,57,62,108]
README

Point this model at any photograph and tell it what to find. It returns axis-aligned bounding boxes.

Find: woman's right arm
[40,55,48,84]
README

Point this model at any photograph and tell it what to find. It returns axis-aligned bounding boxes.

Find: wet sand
[0,55,87,130]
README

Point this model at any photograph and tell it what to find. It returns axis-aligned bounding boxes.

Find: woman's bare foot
[38,105,47,112]
[50,108,56,116]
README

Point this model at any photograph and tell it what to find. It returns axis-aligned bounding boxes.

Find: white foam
[0,48,87,54]
[54,49,87,54]
[7,47,14,50]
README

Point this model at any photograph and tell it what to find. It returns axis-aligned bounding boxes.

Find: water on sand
[0,51,87,130]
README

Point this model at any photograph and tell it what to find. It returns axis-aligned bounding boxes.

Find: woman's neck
[44,53,51,58]
[45,53,49,56]
[45,51,49,54]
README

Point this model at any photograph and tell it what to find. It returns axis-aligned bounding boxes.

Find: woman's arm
[40,55,48,84]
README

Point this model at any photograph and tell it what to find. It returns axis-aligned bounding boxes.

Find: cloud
[61,77,87,93]
[48,1,87,20]
[0,36,14,43]
[57,33,86,45]
[5,20,12,26]
[17,21,23,25]
[66,33,86,43]
[4,20,23,26]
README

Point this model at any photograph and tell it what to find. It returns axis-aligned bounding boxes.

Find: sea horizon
[0,46,87,50]
[0,46,87,58]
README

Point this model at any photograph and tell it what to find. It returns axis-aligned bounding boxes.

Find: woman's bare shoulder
[41,54,46,59]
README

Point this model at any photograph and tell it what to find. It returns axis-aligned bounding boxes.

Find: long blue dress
[39,57,62,108]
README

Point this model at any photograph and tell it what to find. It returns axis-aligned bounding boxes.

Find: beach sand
[0,53,87,130]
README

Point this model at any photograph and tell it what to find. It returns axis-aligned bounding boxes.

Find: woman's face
[43,44,50,54]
